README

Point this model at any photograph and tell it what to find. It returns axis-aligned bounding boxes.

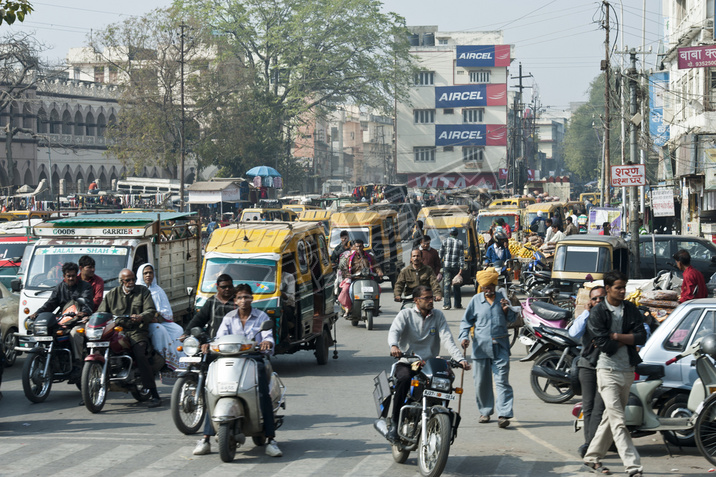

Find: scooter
[80,312,165,413]
[518,296,572,348]
[373,353,464,477]
[346,269,381,330]
[572,334,716,462]
[204,321,286,463]
[171,327,210,435]
[521,324,581,404]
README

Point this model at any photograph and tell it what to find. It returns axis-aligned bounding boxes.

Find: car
[638,235,716,284]
[0,282,19,367]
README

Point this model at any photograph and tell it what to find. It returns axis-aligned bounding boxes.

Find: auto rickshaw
[416,205,470,221]
[329,209,404,287]
[477,208,523,244]
[579,192,601,205]
[551,235,629,293]
[422,212,481,291]
[523,201,567,231]
[239,208,298,222]
[196,222,337,364]
[297,209,332,237]
[487,197,535,209]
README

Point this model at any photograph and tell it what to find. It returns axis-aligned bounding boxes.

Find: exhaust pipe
[532,365,571,384]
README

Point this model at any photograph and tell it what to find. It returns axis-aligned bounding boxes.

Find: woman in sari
[137,263,184,371]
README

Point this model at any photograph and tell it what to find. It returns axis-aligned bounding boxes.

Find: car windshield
[0,242,29,261]
[477,215,516,233]
[329,227,371,248]
[200,257,277,294]
[425,227,468,251]
[25,246,129,290]
[553,245,611,273]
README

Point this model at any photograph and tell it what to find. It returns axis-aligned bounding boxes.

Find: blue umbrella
[245,165,281,178]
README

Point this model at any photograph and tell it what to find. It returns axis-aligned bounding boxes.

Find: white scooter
[346,270,381,330]
[205,321,286,463]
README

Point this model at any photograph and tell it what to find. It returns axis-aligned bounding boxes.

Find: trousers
[471,343,513,418]
[579,366,605,447]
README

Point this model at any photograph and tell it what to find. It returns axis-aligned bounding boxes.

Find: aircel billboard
[455,45,511,67]
[435,84,507,108]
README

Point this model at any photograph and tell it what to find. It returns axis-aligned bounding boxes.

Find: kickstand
[661,434,680,458]
[332,323,339,360]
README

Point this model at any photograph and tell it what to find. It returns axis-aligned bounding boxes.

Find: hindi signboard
[678,45,716,69]
[651,188,675,217]
[611,164,645,187]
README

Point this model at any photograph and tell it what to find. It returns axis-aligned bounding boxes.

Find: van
[16,212,201,334]
[239,208,298,222]
[197,222,336,364]
[329,210,404,287]
[422,213,481,291]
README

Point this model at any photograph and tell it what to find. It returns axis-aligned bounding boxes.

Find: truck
[14,212,201,337]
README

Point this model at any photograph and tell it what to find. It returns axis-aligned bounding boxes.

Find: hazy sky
[8,0,663,112]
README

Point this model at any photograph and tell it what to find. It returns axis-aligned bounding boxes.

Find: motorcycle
[79,312,164,413]
[346,270,381,330]
[171,327,210,435]
[572,334,716,460]
[205,320,286,463]
[373,354,464,477]
[15,302,85,403]
[518,296,572,348]
[520,324,581,404]
[398,294,415,311]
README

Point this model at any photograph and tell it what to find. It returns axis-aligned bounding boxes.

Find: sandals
[583,462,611,474]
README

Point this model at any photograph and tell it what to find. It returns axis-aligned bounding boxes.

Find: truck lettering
[52,228,75,235]
[102,228,134,235]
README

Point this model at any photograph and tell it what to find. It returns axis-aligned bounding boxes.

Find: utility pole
[179,23,187,211]
[510,63,532,195]
[627,49,641,278]
[602,0,611,207]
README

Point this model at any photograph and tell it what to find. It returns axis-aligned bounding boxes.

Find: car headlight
[86,328,104,341]
[183,336,200,357]
[431,377,451,392]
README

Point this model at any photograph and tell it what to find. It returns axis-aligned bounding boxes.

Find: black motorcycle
[171,327,210,434]
[374,354,463,477]
[17,305,84,403]
[520,324,581,404]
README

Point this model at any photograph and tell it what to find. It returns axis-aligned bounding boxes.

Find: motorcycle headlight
[86,328,104,341]
[183,336,200,357]
[212,343,253,355]
[431,377,451,392]
[34,325,48,336]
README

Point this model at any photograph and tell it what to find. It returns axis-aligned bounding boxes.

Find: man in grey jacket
[385,285,470,441]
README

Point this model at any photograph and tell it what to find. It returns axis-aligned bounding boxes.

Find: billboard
[435,124,507,146]
[435,84,507,108]
[456,45,511,67]
[649,72,669,147]
[611,164,646,187]
[407,173,498,189]
[677,45,716,69]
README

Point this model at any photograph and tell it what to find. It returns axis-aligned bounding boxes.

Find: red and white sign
[611,165,645,187]
[407,173,498,189]
[678,45,716,69]
[498,168,508,180]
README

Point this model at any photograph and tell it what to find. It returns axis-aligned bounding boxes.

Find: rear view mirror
[11,256,21,263]
[10,278,21,292]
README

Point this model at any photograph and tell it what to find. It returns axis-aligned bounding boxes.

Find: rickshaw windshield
[553,245,611,273]
[477,215,515,233]
[201,257,277,294]
[329,227,371,248]
[425,227,468,251]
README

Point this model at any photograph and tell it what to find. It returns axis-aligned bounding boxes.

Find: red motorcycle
[79,312,164,413]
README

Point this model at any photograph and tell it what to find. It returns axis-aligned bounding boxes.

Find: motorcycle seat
[542,326,580,347]
[530,300,571,323]
[535,270,552,282]
[635,363,664,380]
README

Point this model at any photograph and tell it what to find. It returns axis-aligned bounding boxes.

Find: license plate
[180,356,201,363]
[219,382,238,393]
[363,286,373,292]
[423,389,457,401]
[32,336,53,342]
[86,341,110,348]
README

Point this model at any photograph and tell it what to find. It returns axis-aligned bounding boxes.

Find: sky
[7,0,663,113]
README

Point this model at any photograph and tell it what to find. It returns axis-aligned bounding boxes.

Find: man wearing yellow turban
[459,269,517,429]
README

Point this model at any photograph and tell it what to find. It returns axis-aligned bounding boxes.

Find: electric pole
[602,0,611,207]
[627,49,641,278]
[179,23,187,211]
[510,63,532,195]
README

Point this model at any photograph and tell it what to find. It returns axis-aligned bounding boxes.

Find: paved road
[0,284,712,476]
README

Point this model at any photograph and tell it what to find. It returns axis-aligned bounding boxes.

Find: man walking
[583,270,646,476]
[439,227,465,310]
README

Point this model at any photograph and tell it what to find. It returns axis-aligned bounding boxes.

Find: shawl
[137,263,174,321]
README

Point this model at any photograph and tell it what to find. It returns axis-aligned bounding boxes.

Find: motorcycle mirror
[260,320,273,331]
[76,297,87,306]
[190,326,204,337]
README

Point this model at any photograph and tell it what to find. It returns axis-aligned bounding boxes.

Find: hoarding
[611,164,645,187]
[435,124,507,146]
[677,45,716,69]
[456,45,511,67]
[434,84,507,108]
[649,72,669,147]
[651,188,675,217]
[407,173,498,189]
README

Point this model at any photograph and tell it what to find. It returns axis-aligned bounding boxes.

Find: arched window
[37,108,48,134]
[85,112,96,136]
[49,109,60,134]
[97,113,106,137]
[22,103,32,129]
[74,112,84,135]
[61,110,72,134]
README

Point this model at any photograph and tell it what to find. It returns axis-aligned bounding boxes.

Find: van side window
[317,235,329,267]
[297,240,308,274]
[664,308,703,351]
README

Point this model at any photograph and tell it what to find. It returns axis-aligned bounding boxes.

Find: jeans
[387,363,414,423]
[579,366,605,448]
[443,267,462,308]
[130,341,157,392]
[471,343,513,418]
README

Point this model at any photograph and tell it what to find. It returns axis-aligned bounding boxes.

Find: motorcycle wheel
[508,327,519,349]
[418,413,451,477]
[659,393,695,447]
[315,329,330,365]
[171,374,205,435]
[218,422,237,463]
[82,361,107,413]
[252,435,267,446]
[3,328,17,367]
[530,351,574,404]
[365,310,374,331]
[131,384,152,402]
[22,352,53,403]
[351,320,359,327]
[392,443,410,464]
[696,394,716,466]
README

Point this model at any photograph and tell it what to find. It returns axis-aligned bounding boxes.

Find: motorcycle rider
[484,232,511,268]
[337,239,383,317]
[384,284,470,442]
[78,255,104,312]
[393,249,442,303]
[29,262,93,371]
[96,268,161,408]
[214,284,282,457]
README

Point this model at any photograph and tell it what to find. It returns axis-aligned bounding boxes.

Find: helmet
[494,232,508,242]
[701,334,716,359]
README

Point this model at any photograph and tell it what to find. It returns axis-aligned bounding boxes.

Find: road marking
[345,453,395,476]
[277,450,341,476]
[124,448,197,477]
[514,421,575,460]
[50,444,153,477]
[1,443,92,475]
[0,442,25,457]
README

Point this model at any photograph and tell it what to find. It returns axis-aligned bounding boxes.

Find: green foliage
[0,1,33,26]
[563,73,622,181]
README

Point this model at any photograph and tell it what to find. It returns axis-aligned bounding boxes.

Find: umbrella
[245,166,281,178]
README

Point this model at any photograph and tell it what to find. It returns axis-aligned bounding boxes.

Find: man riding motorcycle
[393,249,442,303]
[383,285,470,441]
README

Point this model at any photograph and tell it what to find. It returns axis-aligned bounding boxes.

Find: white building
[396,26,511,190]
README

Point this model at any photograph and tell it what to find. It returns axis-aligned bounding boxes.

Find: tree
[563,73,622,182]
[179,0,416,181]
[0,1,32,26]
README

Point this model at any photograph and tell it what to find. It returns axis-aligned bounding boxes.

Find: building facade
[396,27,511,190]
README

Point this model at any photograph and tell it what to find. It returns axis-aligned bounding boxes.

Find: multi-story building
[396,26,511,190]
